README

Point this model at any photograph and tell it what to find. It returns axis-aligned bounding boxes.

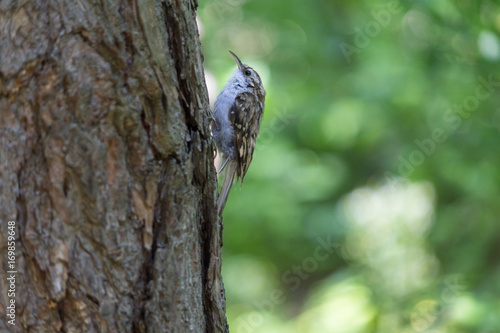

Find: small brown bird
[212,51,266,215]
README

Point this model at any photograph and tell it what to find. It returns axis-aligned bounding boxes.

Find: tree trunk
[0,0,228,332]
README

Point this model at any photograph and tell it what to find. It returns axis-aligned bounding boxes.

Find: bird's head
[229,51,265,96]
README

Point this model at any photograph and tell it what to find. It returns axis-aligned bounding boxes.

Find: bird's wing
[228,92,264,182]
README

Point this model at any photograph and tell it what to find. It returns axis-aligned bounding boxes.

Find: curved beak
[229,50,243,70]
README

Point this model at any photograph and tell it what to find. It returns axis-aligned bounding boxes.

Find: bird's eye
[245,69,252,76]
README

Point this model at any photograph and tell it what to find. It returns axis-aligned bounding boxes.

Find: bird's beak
[229,50,243,70]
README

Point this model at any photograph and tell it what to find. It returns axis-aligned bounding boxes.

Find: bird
[212,51,266,215]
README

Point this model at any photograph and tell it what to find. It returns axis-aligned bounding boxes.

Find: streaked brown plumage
[212,51,266,214]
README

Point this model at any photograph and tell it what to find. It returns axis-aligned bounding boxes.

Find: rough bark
[0,0,228,332]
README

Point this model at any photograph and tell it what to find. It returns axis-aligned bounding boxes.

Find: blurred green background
[198,0,500,332]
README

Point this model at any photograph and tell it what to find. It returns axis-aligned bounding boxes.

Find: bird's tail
[217,160,237,215]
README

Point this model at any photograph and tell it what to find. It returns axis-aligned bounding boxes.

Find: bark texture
[0,0,227,331]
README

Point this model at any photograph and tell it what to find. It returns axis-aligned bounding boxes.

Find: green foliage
[199,0,500,332]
